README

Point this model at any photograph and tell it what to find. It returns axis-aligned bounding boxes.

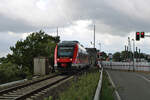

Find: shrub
[0,62,31,84]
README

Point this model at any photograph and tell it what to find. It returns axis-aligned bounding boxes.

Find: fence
[101,61,150,71]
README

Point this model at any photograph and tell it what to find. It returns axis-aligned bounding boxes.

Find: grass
[100,71,115,100]
[44,96,53,100]
[57,68,100,100]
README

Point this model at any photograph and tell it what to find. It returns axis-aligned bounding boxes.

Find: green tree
[8,30,60,73]
[120,51,132,61]
[0,62,29,84]
[120,51,126,60]
[0,57,7,63]
[134,51,139,59]
[113,52,121,61]
[101,52,108,60]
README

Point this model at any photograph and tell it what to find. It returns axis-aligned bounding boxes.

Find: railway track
[0,74,71,100]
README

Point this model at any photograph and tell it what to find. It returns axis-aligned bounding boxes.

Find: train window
[58,46,74,57]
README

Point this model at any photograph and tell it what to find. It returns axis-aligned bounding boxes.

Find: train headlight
[57,59,60,61]
[70,58,72,61]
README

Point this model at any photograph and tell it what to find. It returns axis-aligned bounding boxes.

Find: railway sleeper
[0,96,15,99]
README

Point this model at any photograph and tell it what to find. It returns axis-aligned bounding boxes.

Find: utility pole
[127,46,128,62]
[57,27,58,37]
[136,47,138,52]
[132,39,135,71]
[125,45,127,61]
[128,37,132,70]
[98,43,101,52]
[94,24,95,48]
[139,49,141,62]
[136,47,138,62]
[128,37,132,61]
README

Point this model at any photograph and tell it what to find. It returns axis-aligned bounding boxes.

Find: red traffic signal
[141,32,145,38]
[136,32,140,41]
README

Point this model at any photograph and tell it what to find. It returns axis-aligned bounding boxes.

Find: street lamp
[132,39,135,71]
[139,49,141,62]
[94,24,95,48]
[98,43,101,52]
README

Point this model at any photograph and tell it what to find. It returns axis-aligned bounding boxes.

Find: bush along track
[52,68,100,100]
[100,70,115,100]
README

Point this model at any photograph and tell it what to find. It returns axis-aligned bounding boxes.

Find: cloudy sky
[0,0,150,57]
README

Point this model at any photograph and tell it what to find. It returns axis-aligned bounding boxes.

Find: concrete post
[34,57,49,76]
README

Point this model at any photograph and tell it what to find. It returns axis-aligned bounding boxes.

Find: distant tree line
[0,30,60,84]
[112,51,150,62]
[100,51,108,60]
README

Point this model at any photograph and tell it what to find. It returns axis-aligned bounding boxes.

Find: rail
[0,74,69,100]
[14,76,71,100]
[0,74,62,95]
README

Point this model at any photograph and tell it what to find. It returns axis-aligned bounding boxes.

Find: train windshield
[58,46,74,57]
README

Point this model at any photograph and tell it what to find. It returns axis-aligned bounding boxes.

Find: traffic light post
[145,35,150,37]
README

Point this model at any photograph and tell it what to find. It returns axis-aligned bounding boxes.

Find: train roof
[62,41,79,43]
[58,41,79,46]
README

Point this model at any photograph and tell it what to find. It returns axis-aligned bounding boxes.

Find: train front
[54,41,78,71]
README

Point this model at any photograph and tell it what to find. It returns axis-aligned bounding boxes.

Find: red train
[54,41,90,71]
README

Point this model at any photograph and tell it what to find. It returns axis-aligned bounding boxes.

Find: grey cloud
[0,14,39,33]
[61,0,150,36]
[0,0,150,36]
[2,0,150,57]
[0,32,18,57]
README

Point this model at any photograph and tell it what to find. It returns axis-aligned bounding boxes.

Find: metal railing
[93,63,103,100]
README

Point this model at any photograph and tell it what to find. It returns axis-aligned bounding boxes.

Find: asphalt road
[107,70,150,100]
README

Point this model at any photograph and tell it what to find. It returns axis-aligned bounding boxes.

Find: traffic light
[141,32,145,38]
[136,32,140,41]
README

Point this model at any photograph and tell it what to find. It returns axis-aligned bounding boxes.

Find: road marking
[106,71,121,100]
[136,73,150,83]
